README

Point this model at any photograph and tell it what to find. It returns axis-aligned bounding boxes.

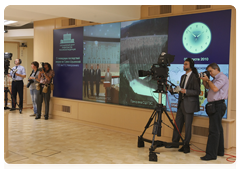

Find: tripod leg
[148,110,162,162]
[138,109,157,148]
[150,110,162,150]
[4,87,11,110]
[8,89,21,112]
[139,109,157,137]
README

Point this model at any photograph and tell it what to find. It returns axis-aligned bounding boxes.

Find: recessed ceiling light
[4,20,17,25]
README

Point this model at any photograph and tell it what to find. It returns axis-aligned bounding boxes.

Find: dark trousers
[11,81,24,109]
[36,86,51,118]
[205,102,226,158]
[172,100,194,145]
[84,81,89,97]
[90,81,94,96]
[96,81,100,97]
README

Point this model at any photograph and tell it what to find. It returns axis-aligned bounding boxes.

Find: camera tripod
[4,75,22,113]
[137,81,184,162]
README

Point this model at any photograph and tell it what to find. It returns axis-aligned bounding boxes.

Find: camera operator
[200,63,229,161]
[166,58,200,153]
[28,61,40,117]
[35,63,55,120]
[8,58,26,111]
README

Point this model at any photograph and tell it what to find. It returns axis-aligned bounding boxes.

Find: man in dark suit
[89,64,95,96]
[95,64,101,97]
[83,64,89,98]
[167,58,200,153]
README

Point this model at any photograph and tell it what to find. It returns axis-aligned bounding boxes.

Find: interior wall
[33,19,55,65]
[33,5,236,149]
[25,39,34,105]
[4,42,19,71]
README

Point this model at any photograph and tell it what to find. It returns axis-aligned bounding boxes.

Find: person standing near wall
[200,63,229,161]
[35,63,55,120]
[28,61,39,117]
[9,58,26,112]
[166,58,200,153]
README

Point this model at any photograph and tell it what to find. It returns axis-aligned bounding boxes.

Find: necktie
[181,75,187,100]
[13,66,18,78]
[180,74,187,88]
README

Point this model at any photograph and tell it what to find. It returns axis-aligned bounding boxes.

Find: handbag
[205,102,216,116]
[50,83,54,90]
[42,84,49,93]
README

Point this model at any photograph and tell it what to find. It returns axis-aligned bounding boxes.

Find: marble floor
[5,109,236,166]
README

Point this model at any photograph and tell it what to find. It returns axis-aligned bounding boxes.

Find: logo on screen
[60,33,75,44]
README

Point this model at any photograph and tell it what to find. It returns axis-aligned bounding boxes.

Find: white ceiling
[4,5,141,25]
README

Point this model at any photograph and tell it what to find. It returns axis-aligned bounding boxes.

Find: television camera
[137,52,184,162]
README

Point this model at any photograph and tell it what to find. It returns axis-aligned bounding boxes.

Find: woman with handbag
[35,62,55,120]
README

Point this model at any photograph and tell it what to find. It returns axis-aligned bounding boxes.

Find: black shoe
[165,145,179,148]
[200,156,217,161]
[184,146,190,153]
[45,117,48,120]
[217,153,224,156]
[10,108,16,111]
[35,117,41,119]
[178,146,184,152]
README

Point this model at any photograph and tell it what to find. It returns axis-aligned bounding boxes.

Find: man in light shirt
[200,63,229,161]
[9,58,26,111]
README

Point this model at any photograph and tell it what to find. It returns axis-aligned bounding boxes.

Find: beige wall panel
[4,42,19,70]
[172,5,185,13]
[25,39,34,105]
[34,19,55,66]
[51,98,78,119]
[229,111,238,147]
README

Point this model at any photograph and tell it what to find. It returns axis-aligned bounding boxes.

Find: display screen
[53,10,232,118]
[119,18,168,109]
[167,10,231,118]
[53,27,83,100]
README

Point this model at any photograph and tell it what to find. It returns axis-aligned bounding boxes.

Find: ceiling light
[4,20,17,25]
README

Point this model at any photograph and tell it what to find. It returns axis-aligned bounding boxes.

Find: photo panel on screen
[83,22,121,65]
[82,23,121,104]
[82,63,120,104]
[119,17,168,109]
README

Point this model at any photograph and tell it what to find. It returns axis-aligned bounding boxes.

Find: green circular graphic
[182,22,211,54]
